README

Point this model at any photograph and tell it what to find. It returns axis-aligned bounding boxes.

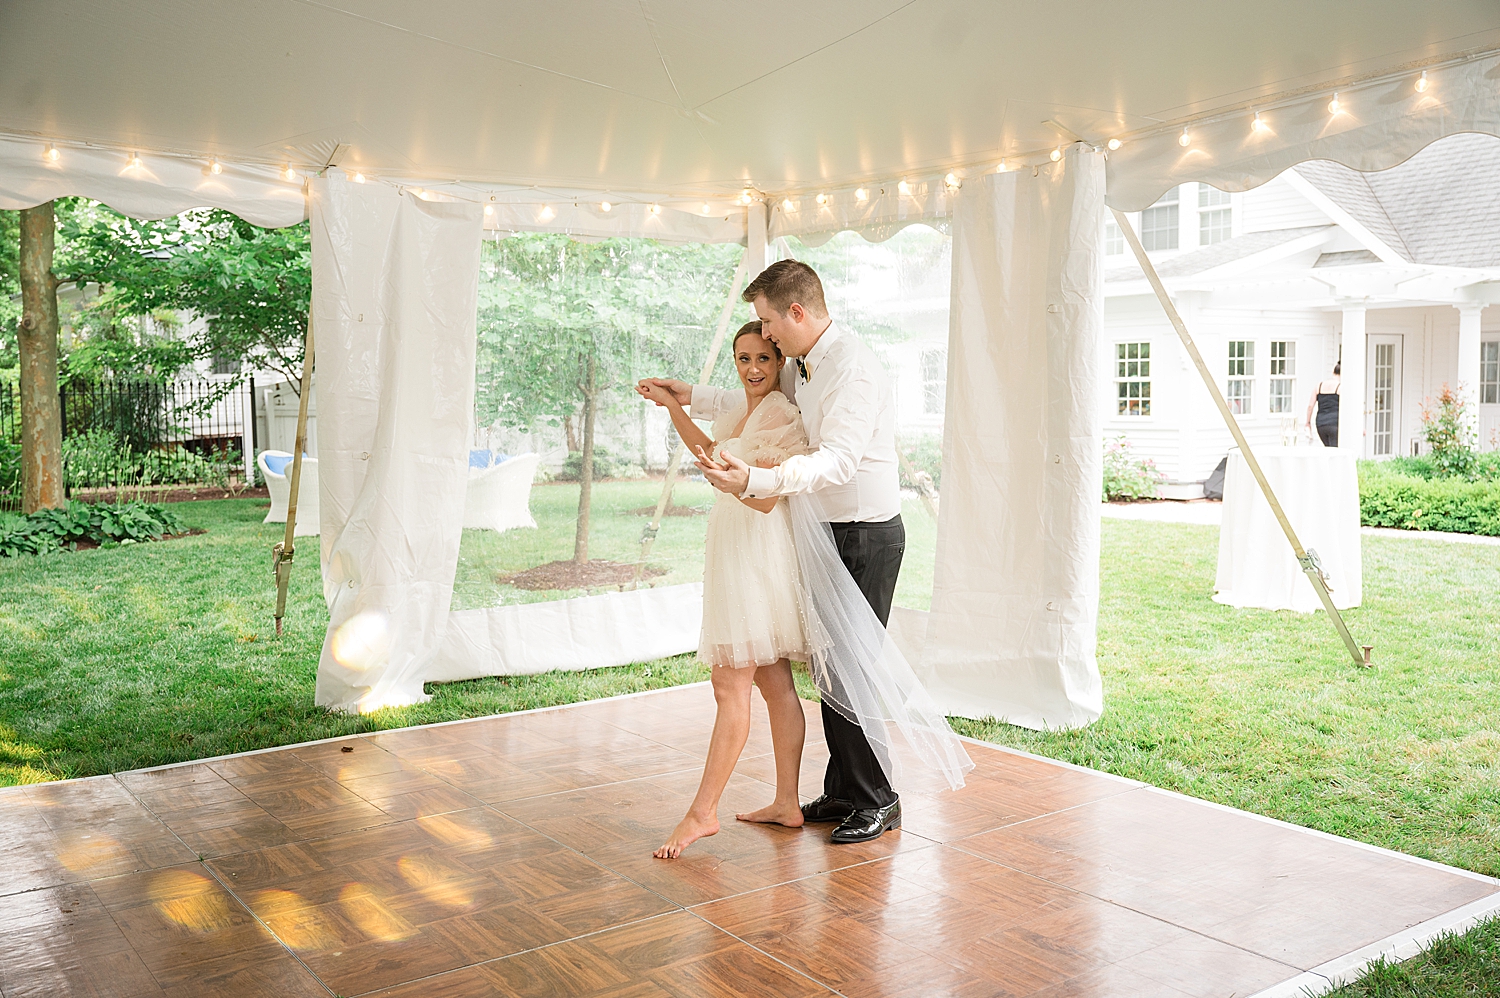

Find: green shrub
[1420,384,1479,478]
[557,445,621,482]
[1358,463,1500,535]
[1102,435,1164,501]
[899,434,942,491]
[0,439,19,494]
[0,500,188,557]
[61,429,233,489]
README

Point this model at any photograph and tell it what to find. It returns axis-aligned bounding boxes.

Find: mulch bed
[69,486,270,505]
[68,528,207,552]
[500,559,668,591]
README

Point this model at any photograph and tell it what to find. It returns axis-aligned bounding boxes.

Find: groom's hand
[698,447,751,496]
[636,378,692,407]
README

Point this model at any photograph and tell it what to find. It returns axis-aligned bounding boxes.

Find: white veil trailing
[787,492,974,794]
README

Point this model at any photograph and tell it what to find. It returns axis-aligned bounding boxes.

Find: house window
[1140,188,1179,251]
[1116,342,1151,415]
[1105,220,1124,255]
[1268,340,1295,413]
[1199,185,1233,245]
[1227,340,1254,414]
[1482,341,1499,405]
[921,349,946,415]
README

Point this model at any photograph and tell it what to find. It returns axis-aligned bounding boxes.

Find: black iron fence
[0,377,256,511]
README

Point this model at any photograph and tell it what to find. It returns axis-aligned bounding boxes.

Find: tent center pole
[273,316,316,636]
[1110,207,1369,668]
[635,251,750,583]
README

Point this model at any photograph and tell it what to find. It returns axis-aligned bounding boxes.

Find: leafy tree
[475,233,743,563]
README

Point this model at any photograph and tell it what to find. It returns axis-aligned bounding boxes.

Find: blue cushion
[469,449,492,469]
[264,454,294,476]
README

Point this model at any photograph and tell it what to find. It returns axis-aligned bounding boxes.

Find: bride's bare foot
[735,800,805,827]
[653,812,720,859]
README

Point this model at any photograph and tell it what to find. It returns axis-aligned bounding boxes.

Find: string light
[353,172,366,183]
[738,189,752,205]
[483,205,494,216]
[996,160,1007,173]
[539,204,555,221]
[600,201,612,212]
[782,197,795,211]
[648,203,660,214]
[944,172,960,189]
[1049,148,1062,162]
[1177,128,1191,147]
[815,193,828,205]
[1327,92,1342,115]
[209,158,222,175]
[1106,138,1122,151]
[128,152,143,168]
[283,165,296,181]
[855,187,869,201]
[1251,111,1269,134]
[897,180,912,195]
[701,203,711,214]
[45,144,60,162]
[1415,70,1429,93]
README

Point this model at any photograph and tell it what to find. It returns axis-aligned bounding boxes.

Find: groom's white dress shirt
[690,321,901,523]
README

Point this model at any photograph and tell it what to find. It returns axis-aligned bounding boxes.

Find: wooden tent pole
[634,250,749,583]
[273,316,316,636]
[1111,207,1369,667]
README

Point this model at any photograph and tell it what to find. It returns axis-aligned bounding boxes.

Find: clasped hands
[636,378,751,496]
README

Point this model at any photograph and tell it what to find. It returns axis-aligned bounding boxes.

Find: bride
[639,321,811,859]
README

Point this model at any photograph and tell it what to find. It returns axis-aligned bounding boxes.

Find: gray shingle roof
[1105,225,1330,283]
[1294,133,1500,268]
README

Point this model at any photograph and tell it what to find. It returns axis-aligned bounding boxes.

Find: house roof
[1294,133,1500,268]
[1314,249,1381,268]
[1105,225,1331,284]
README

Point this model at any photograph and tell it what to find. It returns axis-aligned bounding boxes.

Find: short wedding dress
[698,391,811,669]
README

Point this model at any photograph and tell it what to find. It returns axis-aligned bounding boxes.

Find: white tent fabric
[914,145,1105,730]
[310,174,483,712]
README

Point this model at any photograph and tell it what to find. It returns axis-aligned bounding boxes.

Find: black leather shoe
[830,799,901,844]
[800,794,855,823]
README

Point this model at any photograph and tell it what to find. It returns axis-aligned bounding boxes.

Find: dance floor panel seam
[4,684,1497,998]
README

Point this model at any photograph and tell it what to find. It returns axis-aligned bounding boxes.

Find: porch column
[1456,304,1483,435]
[1339,303,1367,455]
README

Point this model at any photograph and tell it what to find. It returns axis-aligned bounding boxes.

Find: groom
[643,259,904,844]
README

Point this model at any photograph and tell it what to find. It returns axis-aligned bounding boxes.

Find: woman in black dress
[1305,363,1342,446]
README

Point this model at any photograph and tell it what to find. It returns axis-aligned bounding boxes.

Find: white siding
[1241,175,1329,233]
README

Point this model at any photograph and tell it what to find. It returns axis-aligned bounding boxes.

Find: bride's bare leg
[654,664,756,859]
[737,659,806,827]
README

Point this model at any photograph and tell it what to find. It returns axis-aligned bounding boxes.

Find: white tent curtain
[309,174,483,713]
[913,144,1106,731]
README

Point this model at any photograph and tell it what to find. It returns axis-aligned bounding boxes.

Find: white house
[1102,132,1500,495]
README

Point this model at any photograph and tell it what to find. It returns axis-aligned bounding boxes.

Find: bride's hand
[636,378,691,407]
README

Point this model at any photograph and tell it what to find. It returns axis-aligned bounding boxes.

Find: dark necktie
[796,358,810,383]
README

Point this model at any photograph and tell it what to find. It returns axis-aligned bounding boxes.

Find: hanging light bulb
[1107,138,1122,151]
[781,197,795,211]
[944,172,960,189]
[283,165,296,181]
[599,200,612,212]
[701,203,711,214]
[738,189,753,205]
[45,144,60,162]
[1252,111,1271,133]
[996,159,1007,173]
[483,204,494,216]
[128,152,143,168]
[855,187,869,201]
[353,172,366,183]
[1415,70,1429,93]
[1327,92,1342,115]
[648,203,660,215]
[897,179,912,195]
[539,204,555,221]
[1177,128,1191,147]
[209,157,222,175]
[815,193,828,205]
[1049,148,1062,162]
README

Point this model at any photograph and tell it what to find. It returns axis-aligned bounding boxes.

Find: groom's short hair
[742,259,828,318]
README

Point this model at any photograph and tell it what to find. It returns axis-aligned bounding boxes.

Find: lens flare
[331,610,389,673]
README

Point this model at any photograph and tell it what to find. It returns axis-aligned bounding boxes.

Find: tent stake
[273,317,316,637]
[1111,207,1369,668]
[635,251,749,584]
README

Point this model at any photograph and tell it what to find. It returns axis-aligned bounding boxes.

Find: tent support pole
[1111,207,1369,668]
[635,250,749,584]
[273,317,316,637]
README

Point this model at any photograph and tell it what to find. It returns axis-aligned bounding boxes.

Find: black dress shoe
[800,794,855,823]
[830,799,901,844]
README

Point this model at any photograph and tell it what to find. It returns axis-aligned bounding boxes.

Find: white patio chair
[258,449,320,535]
[463,452,540,533]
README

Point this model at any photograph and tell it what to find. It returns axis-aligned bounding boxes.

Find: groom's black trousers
[823,514,904,810]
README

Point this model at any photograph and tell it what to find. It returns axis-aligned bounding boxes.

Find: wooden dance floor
[4,684,1498,998]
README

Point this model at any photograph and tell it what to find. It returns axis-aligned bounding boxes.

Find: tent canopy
[3,1,1500,234]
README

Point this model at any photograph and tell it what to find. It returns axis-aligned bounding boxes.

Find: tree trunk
[563,411,581,454]
[18,202,64,512]
[573,352,598,564]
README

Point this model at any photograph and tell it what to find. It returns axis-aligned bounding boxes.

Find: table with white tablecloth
[1213,446,1362,612]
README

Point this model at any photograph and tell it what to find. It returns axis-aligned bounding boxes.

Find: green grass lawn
[2,485,1498,992]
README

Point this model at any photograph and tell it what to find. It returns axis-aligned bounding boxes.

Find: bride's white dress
[698,391,810,669]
